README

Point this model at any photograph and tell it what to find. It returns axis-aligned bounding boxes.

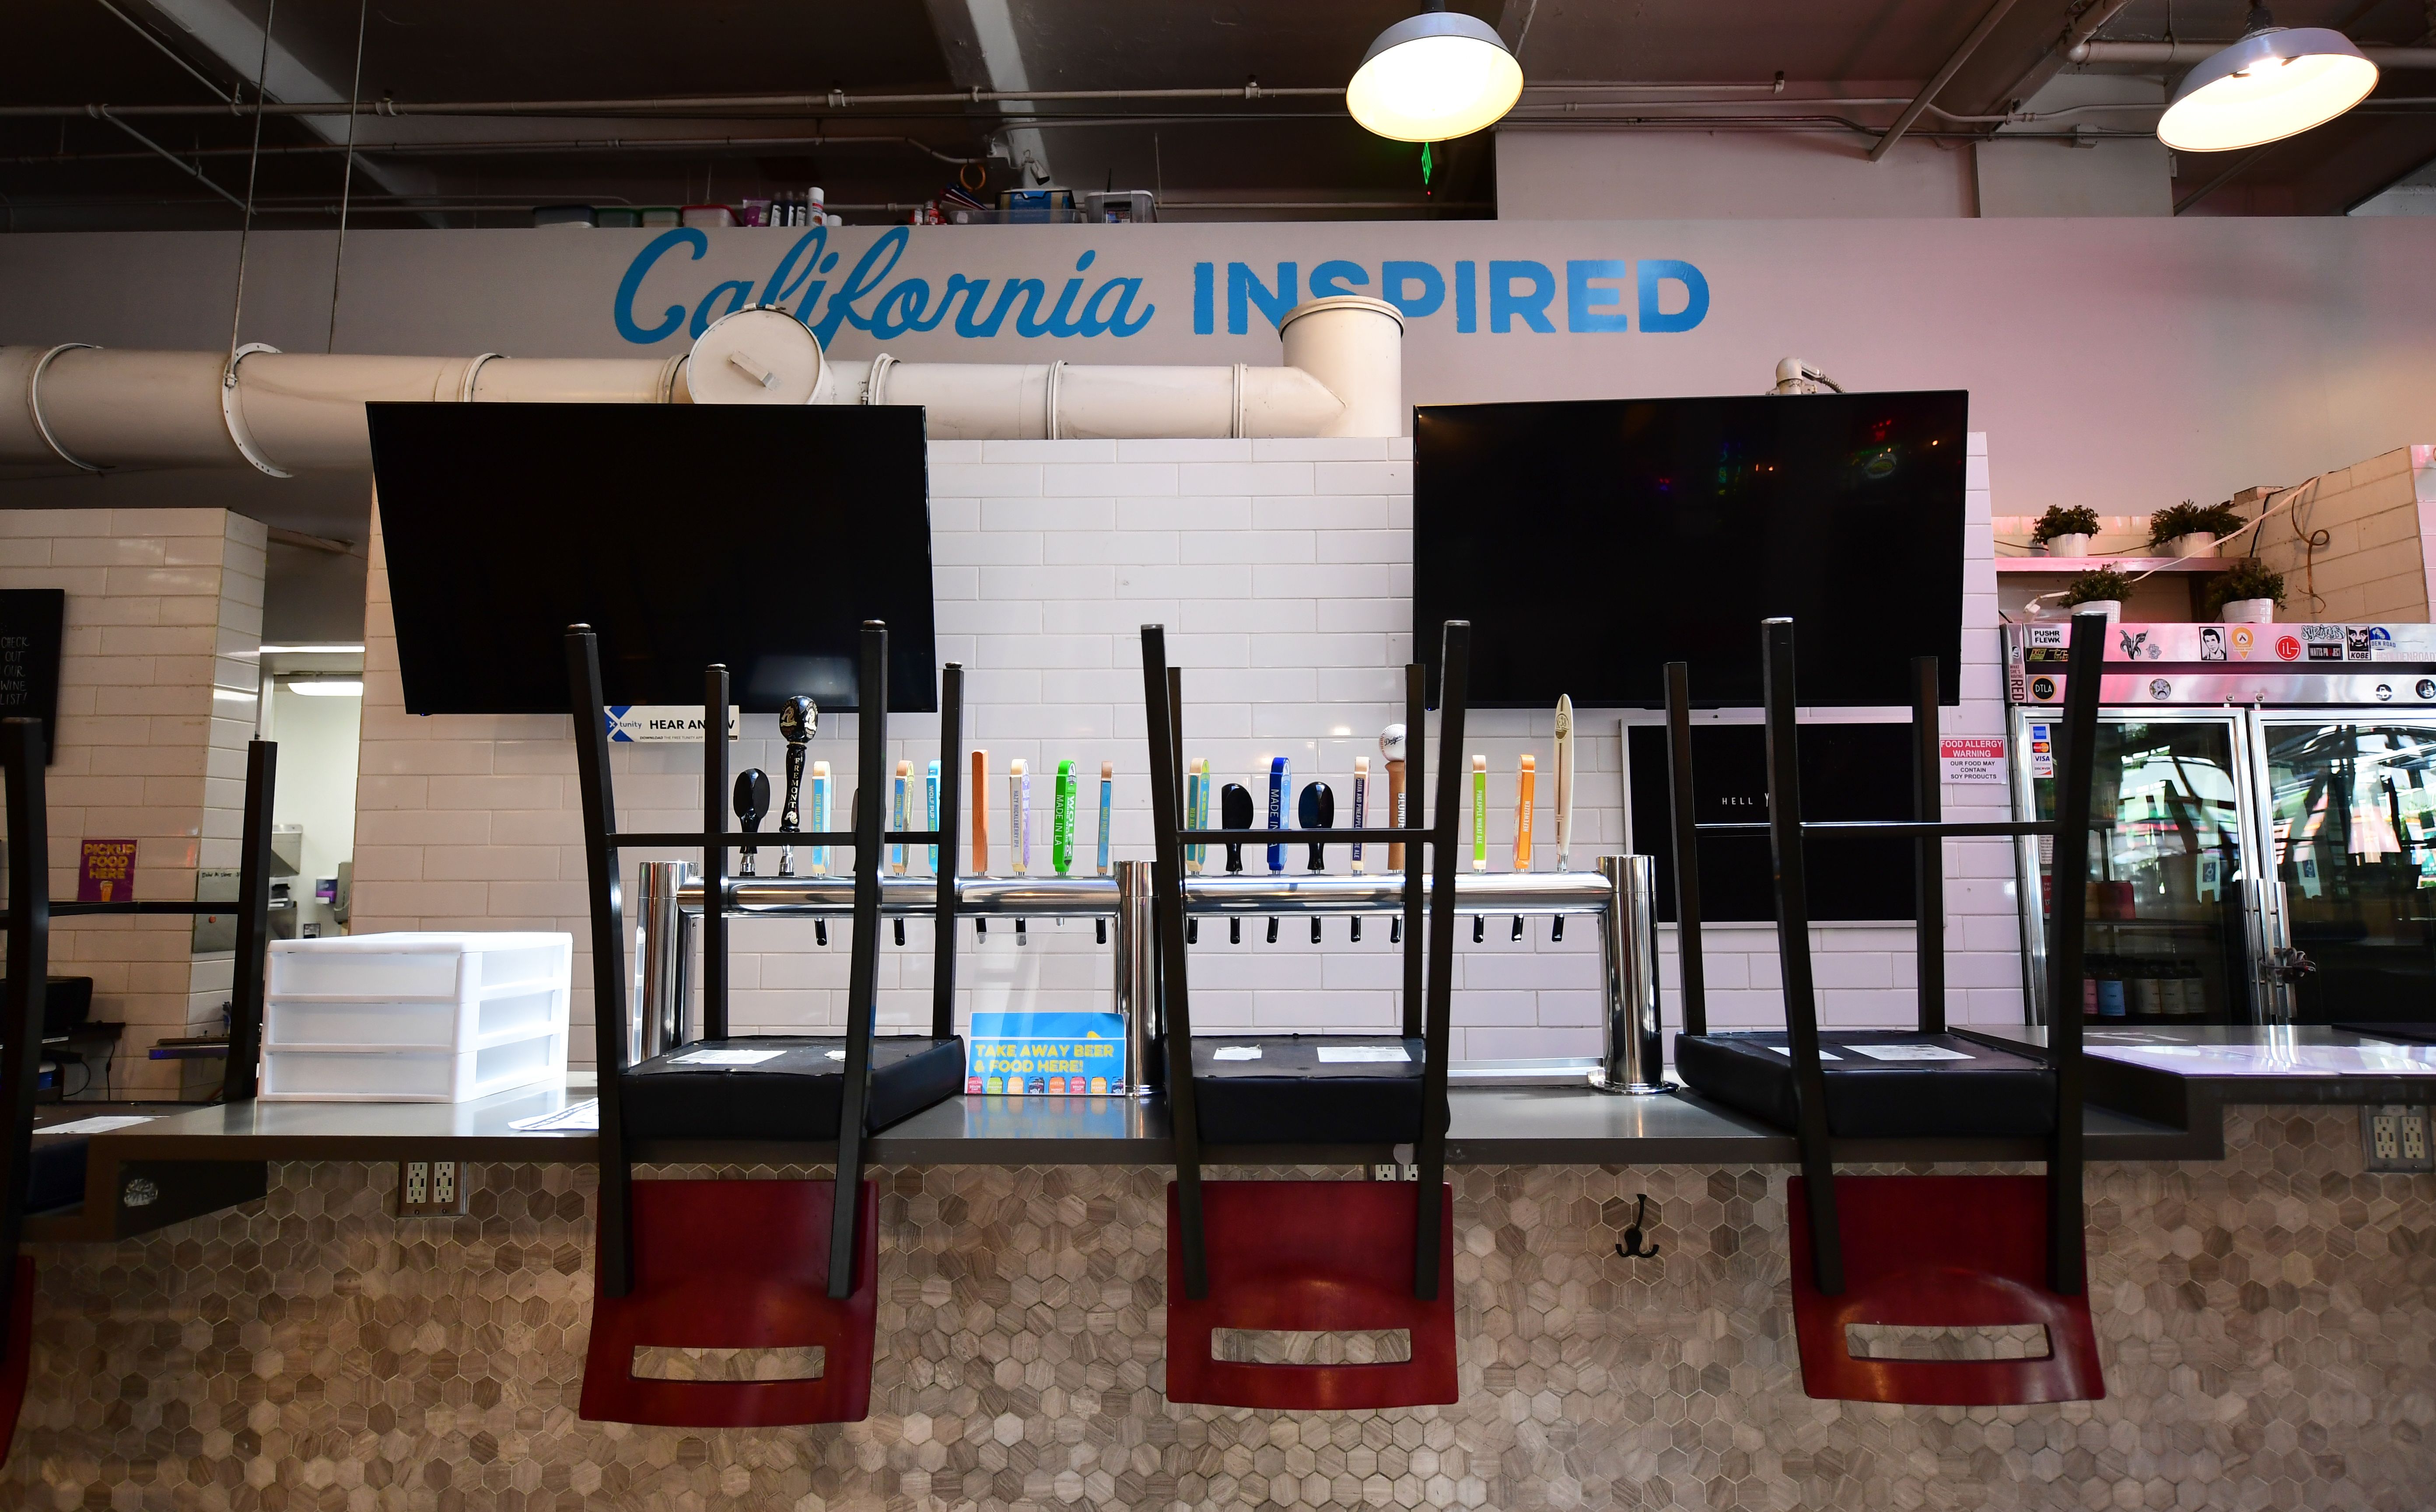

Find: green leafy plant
[2060,568,2135,607]
[2032,505,2100,544]
[2147,500,2246,549]
[2200,558,2286,618]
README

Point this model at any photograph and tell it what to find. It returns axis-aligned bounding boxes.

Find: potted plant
[2061,567,2135,621]
[2202,558,2285,623]
[2033,505,2100,559]
[2146,500,2245,559]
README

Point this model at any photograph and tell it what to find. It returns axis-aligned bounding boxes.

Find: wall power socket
[397,1158,470,1216]
[2362,1106,2433,1173]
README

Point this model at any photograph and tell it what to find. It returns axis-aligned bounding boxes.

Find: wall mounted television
[369,404,938,715]
[1414,391,1967,708]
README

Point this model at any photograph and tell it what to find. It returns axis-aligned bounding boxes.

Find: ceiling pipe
[0,79,1820,122]
[0,297,1402,475]
[1870,0,2026,160]
[2072,40,2436,67]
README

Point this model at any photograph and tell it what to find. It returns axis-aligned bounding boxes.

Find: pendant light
[2157,5,2378,153]
[1346,1,1525,143]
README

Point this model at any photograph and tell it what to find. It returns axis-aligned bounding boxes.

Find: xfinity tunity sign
[611,224,1710,347]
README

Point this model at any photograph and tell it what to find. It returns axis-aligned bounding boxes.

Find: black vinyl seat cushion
[1674,1030,2058,1140]
[24,1134,86,1212]
[1182,1034,1440,1146]
[620,1036,965,1141]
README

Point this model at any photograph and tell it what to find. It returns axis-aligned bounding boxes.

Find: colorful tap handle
[1515,754,1536,873]
[1096,761,1114,876]
[1552,694,1575,872]
[1382,724,1408,871]
[1470,754,1488,873]
[809,761,831,876]
[1350,757,1368,874]
[1009,760,1032,876]
[1186,759,1208,874]
[1266,756,1289,873]
[890,760,911,874]
[1053,759,1077,876]
[926,760,941,875]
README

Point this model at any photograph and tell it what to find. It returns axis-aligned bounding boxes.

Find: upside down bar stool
[0,720,278,1466]
[567,620,964,1427]
[1670,614,2108,1406]
[1138,620,1471,1410]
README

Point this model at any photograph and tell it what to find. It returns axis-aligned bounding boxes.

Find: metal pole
[1588,854,1670,1095]
[1113,859,1155,1097]
[633,861,686,1062]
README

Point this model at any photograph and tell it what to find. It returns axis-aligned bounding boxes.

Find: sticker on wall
[966,1011,1127,1096]
[2198,627,2227,662]
[2230,626,2254,659]
[2197,851,2222,901]
[2027,723,2054,780]
[603,706,741,742]
[78,838,136,903]
[1939,737,2006,784]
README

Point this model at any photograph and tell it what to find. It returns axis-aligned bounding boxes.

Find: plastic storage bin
[261,932,572,1102]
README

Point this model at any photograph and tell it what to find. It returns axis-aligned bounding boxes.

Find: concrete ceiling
[0,0,2429,224]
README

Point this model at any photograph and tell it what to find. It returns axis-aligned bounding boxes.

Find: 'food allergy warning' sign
[1939,737,2007,784]
[967,1011,1127,1096]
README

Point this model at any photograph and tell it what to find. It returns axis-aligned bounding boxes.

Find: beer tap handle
[733,769,770,878]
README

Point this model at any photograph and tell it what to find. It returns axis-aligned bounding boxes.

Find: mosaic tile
[2,1108,2430,1508]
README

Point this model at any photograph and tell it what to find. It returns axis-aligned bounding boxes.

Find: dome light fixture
[2157,5,2378,153]
[1346,2,1525,143]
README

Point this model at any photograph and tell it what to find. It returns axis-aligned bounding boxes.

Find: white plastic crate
[259,932,572,1102]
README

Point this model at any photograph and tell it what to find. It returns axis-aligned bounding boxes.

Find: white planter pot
[2165,533,2216,559]
[2220,598,2276,624]
[2044,533,2092,559]
[2070,599,2123,622]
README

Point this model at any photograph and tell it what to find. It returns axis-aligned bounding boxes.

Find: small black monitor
[1415,391,1968,708]
[368,404,937,715]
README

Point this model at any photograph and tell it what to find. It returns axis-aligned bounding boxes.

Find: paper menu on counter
[509,1100,598,1132]
[2090,1042,2436,1077]
[35,1115,154,1136]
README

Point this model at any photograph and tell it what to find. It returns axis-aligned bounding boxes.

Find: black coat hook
[1615,1194,1660,1260]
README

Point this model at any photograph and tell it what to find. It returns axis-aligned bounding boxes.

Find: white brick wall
[355,432,2019,1066]
[0,508,267,1097]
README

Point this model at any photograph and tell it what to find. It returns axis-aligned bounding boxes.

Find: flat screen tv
[1626,721,1919,923]
[1414,391,1967,708]
[368,404,937,715]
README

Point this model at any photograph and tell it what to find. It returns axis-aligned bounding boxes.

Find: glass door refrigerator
[2006,621,2436,1030]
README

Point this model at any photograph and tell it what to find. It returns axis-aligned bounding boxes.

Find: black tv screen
[369,404,937,715]
[1626,722,1919,923]
[1415,392,1967,708]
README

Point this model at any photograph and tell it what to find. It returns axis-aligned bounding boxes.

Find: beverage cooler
[2007,621,2436,1030]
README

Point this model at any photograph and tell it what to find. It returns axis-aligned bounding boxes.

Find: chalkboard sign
[0,591,65,763]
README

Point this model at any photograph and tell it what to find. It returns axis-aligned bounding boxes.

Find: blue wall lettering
[1381,261,1444,319]
[1194,262,1214,334]
[691,280,754,338]
[1455,261,1477,333]
[1310,260,1369,299]
[1228,262,1298,333]
[613,228,708,344]
[1565,259,1631,333]
[1638,259,1711,333]
[1489,261,1557,333]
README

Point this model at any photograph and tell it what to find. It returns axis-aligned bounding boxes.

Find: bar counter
[6,1025,2432,1508]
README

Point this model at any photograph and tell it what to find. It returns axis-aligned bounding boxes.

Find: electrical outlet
[2362,1106,2434,1173]
[397,1157,469,1215]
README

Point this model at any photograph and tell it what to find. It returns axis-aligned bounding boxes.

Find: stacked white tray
[261,932,573,1102]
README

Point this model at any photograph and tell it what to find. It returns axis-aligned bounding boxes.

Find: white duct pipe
[2069,40,2436,66]
[0,294,1401,476]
